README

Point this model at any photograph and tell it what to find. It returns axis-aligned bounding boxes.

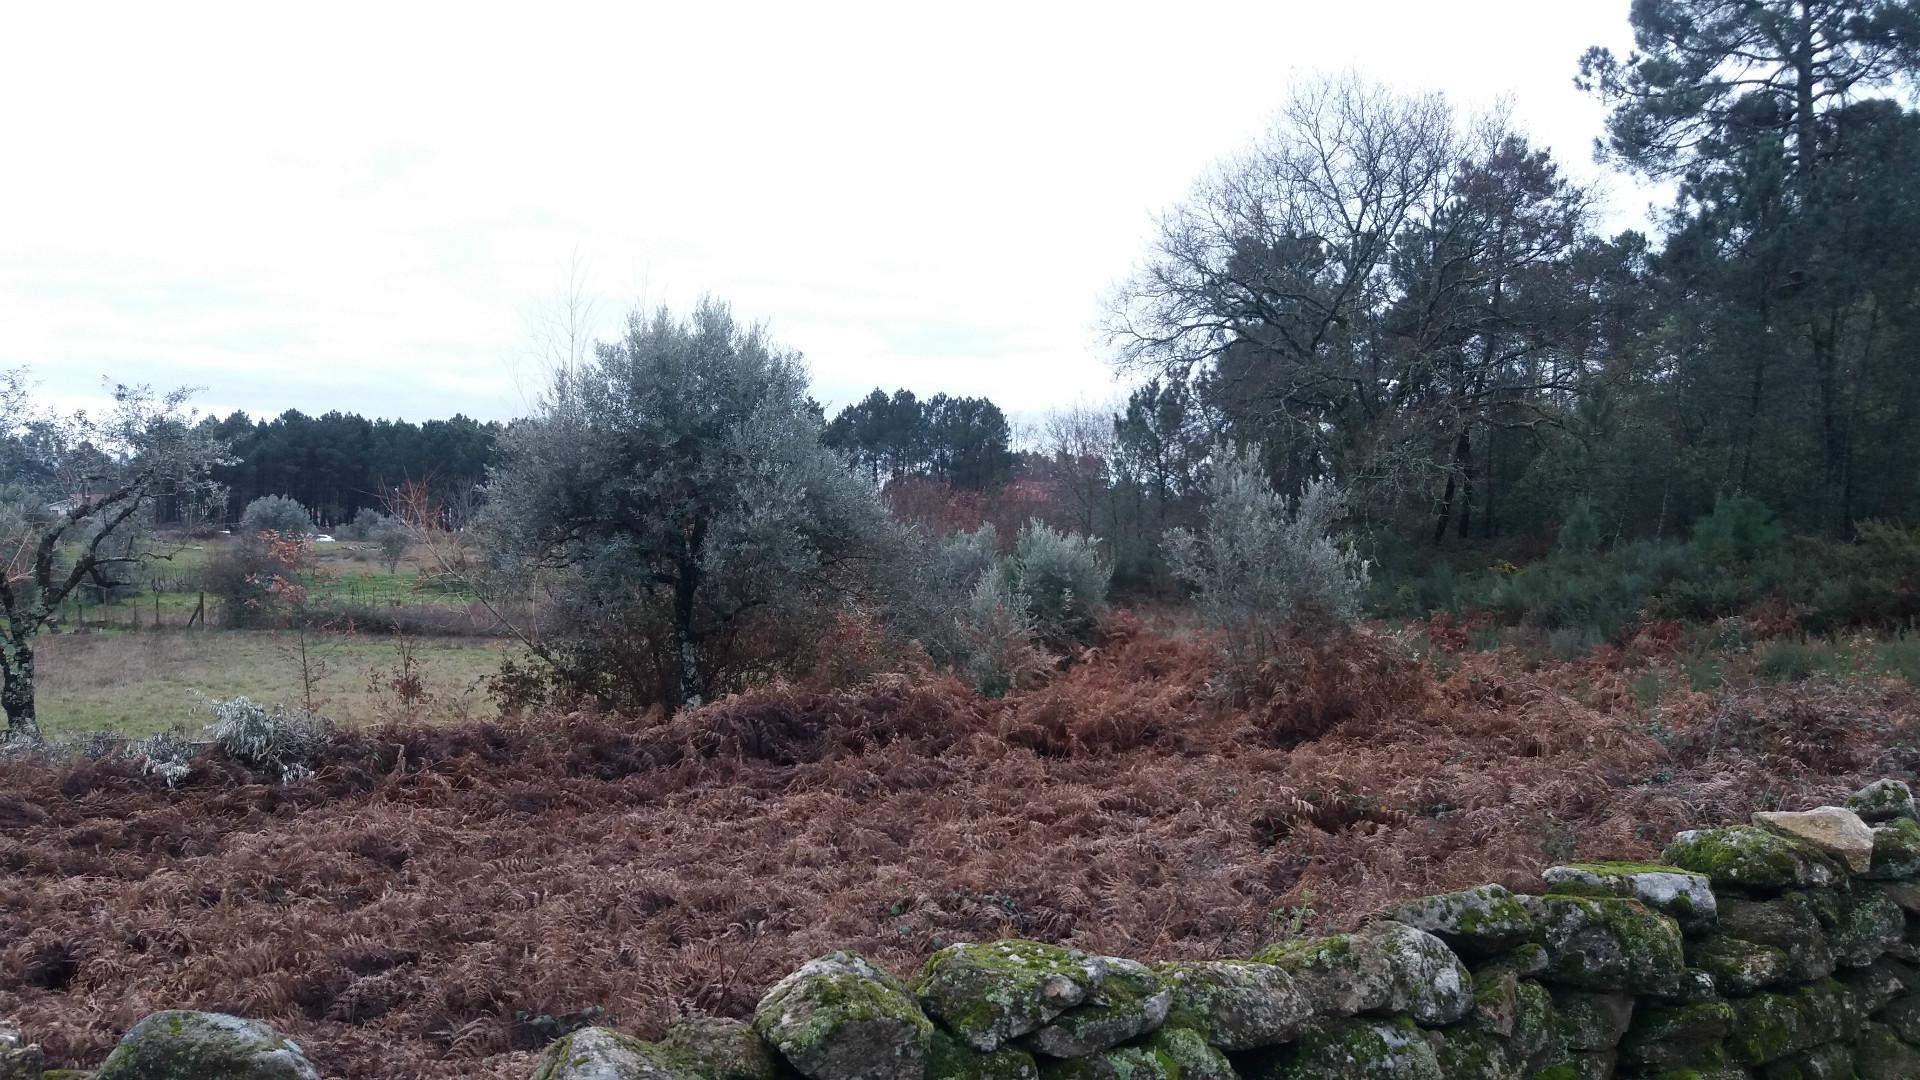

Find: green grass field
[34,631,513,737]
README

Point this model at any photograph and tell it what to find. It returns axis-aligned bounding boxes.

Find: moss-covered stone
[915,942,1108,1053]
[1387,884,1536,958]
[1715,894,1836,983]
[1752,807,1876,874]
[1830,889,1906,967]
[1618,1000,1736,1071]
[1687,933,1795,995]
[1244,1016,1442,1080]
[1256,921,1471,1026]
[1867,818,1920,880]
[1849,779,1917,824]
[1021,958,1169,1059]
[1873,880,1920,913]
[94,1012,319,1080]
[1034,1045,1170,1080]
[531,1028,691,1080]
[1136,1028,1234,1080]
[1840,960,1910,1014]
[1548,990,1634,1053]
[1475,944,1550,982]
[1755,1040,1853,1080]
[1880,991,1920,1043]
[1528,1050,1613,1079]
[1726,978,1861,1067]
[1543,863,1718,934]
[1855,1021,1920,1079]
[755,951,933,1080]
[929,1030,1040,1080]
[1152,961,1311,1052]
[1430,975,1561,1079]
[0,1025,43,1080]
[660,1017,779,1080]
[1523,895,1687,995]
[1663,827,1846,892]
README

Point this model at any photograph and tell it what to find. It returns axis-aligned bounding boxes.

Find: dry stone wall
[31,778,1920,1080]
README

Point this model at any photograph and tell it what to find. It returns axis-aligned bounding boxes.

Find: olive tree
[481,299,894,712]
[0,372,229,738]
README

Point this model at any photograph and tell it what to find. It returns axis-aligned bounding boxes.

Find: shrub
[1165,446,1368,677]
[1001,521,1109,649]
[953,574,1051,698]
[1557,498,1601,554]
[240,495,316,542]
[370,516,412,572]
[203,695,334,781]
[1690,494,1783,563]
[345,507,388,542]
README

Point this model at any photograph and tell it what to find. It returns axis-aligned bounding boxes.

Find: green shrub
[1003,520,1109,649]
[1690,494,1783,563]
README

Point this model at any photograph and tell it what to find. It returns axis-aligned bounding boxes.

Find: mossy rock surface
[1754,1040,1853,1080]
[660,1017,779,1080]
[916,941,1107,1053]
[1255,921,1471,1025]
[532,1028,690,1080]
[1434,975,1559,1079]
[1542,863,1718,933]
[1020,957,1168,1059]
[1855,1021,1920,1079]
[1474,944,1550,983]
[1244,1016,1442,1080]
[1686,933,1795,995]
[1840,960,1910,1014]
[1549,990,1633,1053]
[1713,894,1835,982]
[1726,978,1861,1067]
[755,951,933,1080]
[1033,1045,1170,1080]
[1523,895,1686,995]
[1617,1000,1735,1071]
[1386,884,1535,958]
[1152,960,1312,1052]
[1849,779,1917,824]
[1135,1028,1233,1080]
[929,1031,1039,1080]
[1662,827,1845,891]
[1867,818,1920,880]
[94,1012,319,1080]
[1829,889,1906,968]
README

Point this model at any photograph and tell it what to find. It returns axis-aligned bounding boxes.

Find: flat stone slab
[1543,862,1718,933]
[1753,807,1875,874]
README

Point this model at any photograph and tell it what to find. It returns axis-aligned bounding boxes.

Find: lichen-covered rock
[1841,960,1911,1014]
[1752,807,1876,874]
[1135,1028,1234,1080]
[1549,990,1634,1052]
[94,1012,319,1080]
[929,1031,1038,1080]
[1664,827,1846,891]
[1850,779,1917,824]
[1473,943,1549,982]
[1523,895,1687,995]
[1430,974,1559,1079]
[1245,1017,1442,1080]
[1256,921,1471,1026]
[1829,890,1906,967]
[1153,960,1312,1052]
[1855,1021,1920,1080]
[0,1024,43,1080]
[1687,933,1796,995]
[1033,1045,1168,1080]
[755,951,933,1080]
[1867,818,1920,880]
[1874,880,1920,913]
[1756,1041,1854,1080]
[1726,978,1862,1067]
[532,1028,690,1080]
[1386,884,1535,957]
[660,1017,778,1080]
[1543,862,1719,933]
[1529,1050,1615,1079]
[1618,1000,1736,1071]
[1716,894,1837,983]
[915,941,1107,1053]
[1880,992,1920,1044]
[1020,958,1168,1058]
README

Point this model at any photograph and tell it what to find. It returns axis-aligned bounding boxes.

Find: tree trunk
[1,637,39,741]
[670,561,705,713]
[1432,426,1471,545]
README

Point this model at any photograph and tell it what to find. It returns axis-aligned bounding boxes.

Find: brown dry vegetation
[1,618,1917,1079]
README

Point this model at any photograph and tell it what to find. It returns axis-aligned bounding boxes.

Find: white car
[314,534,336,543]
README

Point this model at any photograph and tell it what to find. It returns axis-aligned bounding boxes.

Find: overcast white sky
[0,1,1647,427]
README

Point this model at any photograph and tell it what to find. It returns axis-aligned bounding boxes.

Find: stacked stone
[46,778,1920,1080]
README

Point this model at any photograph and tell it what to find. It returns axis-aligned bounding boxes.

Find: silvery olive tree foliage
[1166,445,1369,677]
[203,695,333,783]
[891,520,1108,696]
[0,371,230,739]
[481,299,896,712]
[239,495,316,542]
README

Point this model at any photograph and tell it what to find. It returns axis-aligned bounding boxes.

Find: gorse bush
[1166,446,1369,676]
